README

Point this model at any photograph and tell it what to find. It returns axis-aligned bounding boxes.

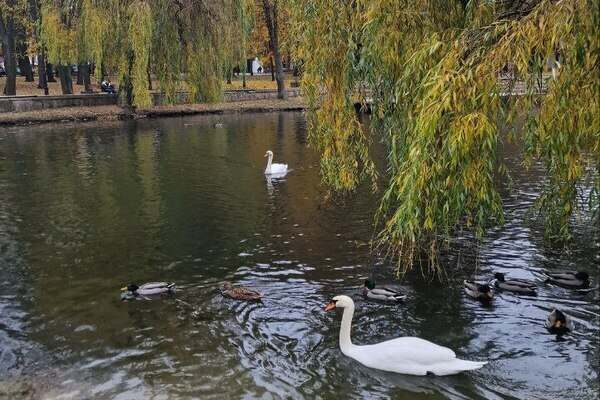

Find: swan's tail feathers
[431,359,487,376]
[459,359,487,370]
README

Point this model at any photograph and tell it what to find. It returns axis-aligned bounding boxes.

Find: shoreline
[0,97,307,127]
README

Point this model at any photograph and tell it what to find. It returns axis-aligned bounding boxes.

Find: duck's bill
[324,302,336,312]
[120,287,128,291]
[554,321,562,328]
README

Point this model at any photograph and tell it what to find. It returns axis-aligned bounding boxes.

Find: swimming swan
[325,295,487,376]
[264,150,288,175]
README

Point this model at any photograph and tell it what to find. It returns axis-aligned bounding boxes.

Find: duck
[545,309,572,334]
[264,150,288,175]
[221,281,263,301]
[464,280,494,301]
[121,282,175,299]
[363,279,406,302]
[543,271,590,289]
[493,272,537,295]
[325,295,487,375]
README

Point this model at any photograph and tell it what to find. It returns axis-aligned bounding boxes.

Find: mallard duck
[221,281,263,301]
[121,282,175,300]
[464,280,494,301]
[493,272,537,295]
[545,309,572,334]
[363,279,406,302]
[325,295,487,375]
[543,271,590,289]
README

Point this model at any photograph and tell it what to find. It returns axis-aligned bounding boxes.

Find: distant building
[251,57,263,75]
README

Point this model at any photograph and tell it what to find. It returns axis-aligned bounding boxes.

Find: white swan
[264,150,288,175]
[325,295,487,376]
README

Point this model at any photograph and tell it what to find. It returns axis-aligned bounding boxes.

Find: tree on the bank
[32,0,247,105]
[0,0,23,95]
[289,0,600,276]
[222,0,254,87]
[237,0,254,88]
[1,0,51,95]
[261,0,285,98]
[2,0,277,100]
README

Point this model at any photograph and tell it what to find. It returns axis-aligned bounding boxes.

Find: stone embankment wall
[0,88,301,113]
[0,94,117,113]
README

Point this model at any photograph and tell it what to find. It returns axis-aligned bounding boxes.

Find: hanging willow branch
[289,0,600,277]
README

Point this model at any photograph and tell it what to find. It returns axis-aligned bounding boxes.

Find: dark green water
[0,112,598,399]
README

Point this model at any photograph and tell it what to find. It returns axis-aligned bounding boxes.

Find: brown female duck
[221,281,263,301]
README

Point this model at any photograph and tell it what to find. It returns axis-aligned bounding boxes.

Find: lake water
[0,112,598,400]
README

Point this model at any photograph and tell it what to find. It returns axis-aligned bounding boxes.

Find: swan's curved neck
[265,153,273,172]
[339,305,355,355]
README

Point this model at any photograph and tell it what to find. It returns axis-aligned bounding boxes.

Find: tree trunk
[17,41,34,81]
[27,0,46,93]
[46,63,56,82]
[100,63,106,84]
[80,63,92,93]
[120,75,133,108]
[37,51,49,95]
[76,64,84,85]
[261,0,286,99]
[0,12,18,96]
[119,54,134,108]
[269,57,275,81]
[147,66,152,90]
[57,65,73,94]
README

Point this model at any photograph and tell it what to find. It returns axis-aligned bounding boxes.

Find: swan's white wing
[351,336,485,376]
[270,163,288,174]
[356,337,456,367]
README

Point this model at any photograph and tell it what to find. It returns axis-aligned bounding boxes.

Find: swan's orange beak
[324,301,336,312]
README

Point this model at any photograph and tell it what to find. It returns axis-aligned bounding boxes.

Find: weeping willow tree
[39,0,248,106]
[40,1,79,94]
[238,0,254,88]
[289,0,600,276]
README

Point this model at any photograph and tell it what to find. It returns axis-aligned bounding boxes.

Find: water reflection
[265,172,288,196]
[0,112,598,399]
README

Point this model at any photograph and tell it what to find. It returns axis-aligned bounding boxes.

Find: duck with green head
[363,279,406,302]
[120,282,175,300]
[543,271,590,289]
[493,272,537,295]
[464,280,494,302]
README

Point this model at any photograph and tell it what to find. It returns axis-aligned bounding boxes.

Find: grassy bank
[0,74,297,97]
